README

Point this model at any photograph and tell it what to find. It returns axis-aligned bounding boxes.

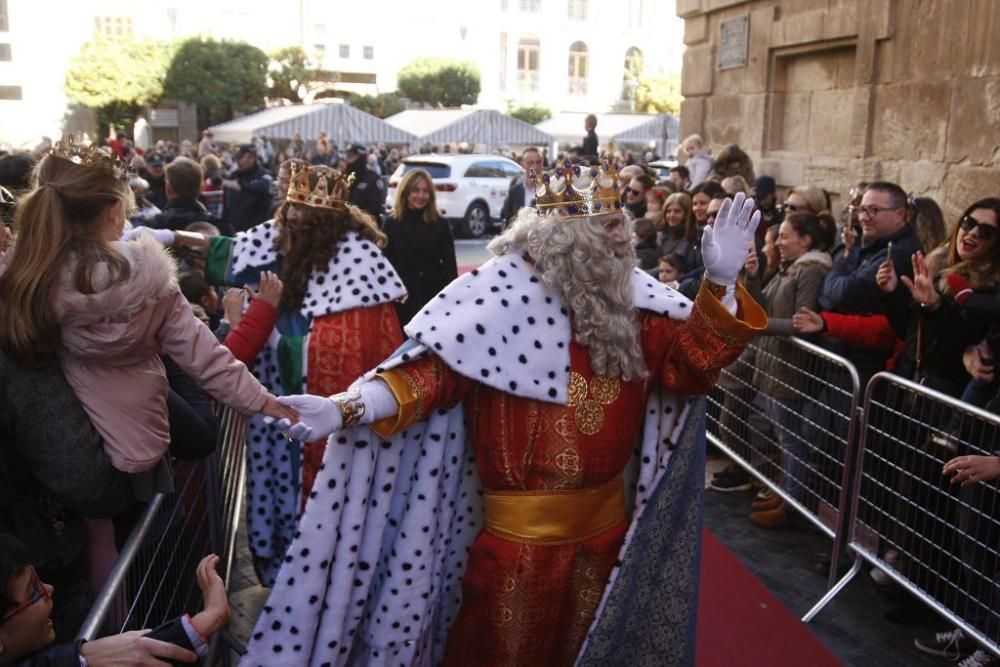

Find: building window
[519,0,541,12]
[500,0,508,10]
[0,0,8,32]
[0,85,22,100]
[567,0,587,20]
[339,44,350,59]
[93,16,134,37]
[568,41,588,95]
[517,37,540,92]
[622,46,643,101]
[363,45,374,60]
[0,43,10,61]
[499,32,508,91]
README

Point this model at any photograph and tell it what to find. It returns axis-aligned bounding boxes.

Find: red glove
[945,273,973,305]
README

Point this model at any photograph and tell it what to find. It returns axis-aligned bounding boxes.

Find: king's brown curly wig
[274,199,387,312]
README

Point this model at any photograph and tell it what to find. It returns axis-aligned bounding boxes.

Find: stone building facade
[677,0,1000,221]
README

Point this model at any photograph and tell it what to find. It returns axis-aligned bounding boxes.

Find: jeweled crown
[49,136,128,182]
[287,162,355,210]
[532,159,622,219]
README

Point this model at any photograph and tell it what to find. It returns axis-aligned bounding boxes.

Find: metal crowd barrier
[77,406,248,663]
[707,335,861,586]
[804,373,1000,658]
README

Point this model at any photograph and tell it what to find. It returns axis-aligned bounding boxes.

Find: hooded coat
[54,234,268,473]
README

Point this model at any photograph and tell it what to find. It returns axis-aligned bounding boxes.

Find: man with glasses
[501,147,544,229]
[623,173,654,219]
[818,180,922,382]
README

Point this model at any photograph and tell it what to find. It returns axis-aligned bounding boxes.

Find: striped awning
[384,109,553,149]
[611,113,679,146]
[208,103,418,145]
[535,112,678,149]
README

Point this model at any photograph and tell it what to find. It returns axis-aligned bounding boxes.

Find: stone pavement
[224,458,956,665]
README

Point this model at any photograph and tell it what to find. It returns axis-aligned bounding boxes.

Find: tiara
[287,162,355,210]
[49,136,128,182]
[532,159,622,219]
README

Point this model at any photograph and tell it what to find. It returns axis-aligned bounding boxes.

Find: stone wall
[677,0,1000,222]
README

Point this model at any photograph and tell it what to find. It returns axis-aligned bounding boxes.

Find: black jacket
[582,130,598,157]
[224,165,273,233]
[382,210,458,326]
[348,162,386,221]
[148,198,233,236]
[501,180,530,228]
[818,224,923,382]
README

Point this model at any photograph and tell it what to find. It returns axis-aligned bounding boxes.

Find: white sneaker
[914,628,968,660]
[959,649,999,667]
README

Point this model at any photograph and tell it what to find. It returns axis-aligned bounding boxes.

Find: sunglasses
[624,187,643,196]
[2,567,48,623]
[785,203,804,213]
[959,216,999,241]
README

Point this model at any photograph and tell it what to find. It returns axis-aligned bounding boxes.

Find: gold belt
[483,475,626,545]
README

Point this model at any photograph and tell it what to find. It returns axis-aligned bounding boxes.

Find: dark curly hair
[274,198,387,312]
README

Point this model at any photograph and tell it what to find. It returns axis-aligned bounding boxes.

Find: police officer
[344,143,386,220]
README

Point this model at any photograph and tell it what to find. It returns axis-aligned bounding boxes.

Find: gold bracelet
[330,388,366,428]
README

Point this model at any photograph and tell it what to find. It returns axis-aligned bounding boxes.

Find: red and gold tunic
[300,304,403,505]
[372,283,765,666]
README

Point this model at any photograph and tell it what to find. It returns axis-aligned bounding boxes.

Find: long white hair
[489,208,647,381]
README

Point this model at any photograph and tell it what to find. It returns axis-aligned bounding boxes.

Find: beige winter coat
[54,234,268,473]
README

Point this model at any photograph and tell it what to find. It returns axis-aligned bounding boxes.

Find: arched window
[622,46,643,102]
[568,41,588,95]
[517,37,541,92]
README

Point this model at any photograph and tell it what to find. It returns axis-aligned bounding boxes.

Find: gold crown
[49,136,128,182]
[287,163,355,210]
[532,159,622,219]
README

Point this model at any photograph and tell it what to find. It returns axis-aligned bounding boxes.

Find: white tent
[384,109,553,152]
[207,102,417,146]
[535,112,678,158]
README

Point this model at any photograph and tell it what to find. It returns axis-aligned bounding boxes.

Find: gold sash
[483,475,626,545]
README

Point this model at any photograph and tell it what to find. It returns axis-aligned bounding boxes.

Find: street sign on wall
[718,15,749,70]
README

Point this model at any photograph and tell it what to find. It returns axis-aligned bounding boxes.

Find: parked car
[385,154,523,238]
[647,158,679,181]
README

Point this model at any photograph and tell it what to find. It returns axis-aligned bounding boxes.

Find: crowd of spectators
[2,121,998,665]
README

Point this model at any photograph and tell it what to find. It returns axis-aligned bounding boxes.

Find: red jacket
[821,312,905,371]
[224,299,279,365]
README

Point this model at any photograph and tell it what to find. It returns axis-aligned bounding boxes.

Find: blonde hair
[391,168,440,223]
[662,192,696,242]
[789,184,831,215]
[0,155,133,364]
[721,175,749,195]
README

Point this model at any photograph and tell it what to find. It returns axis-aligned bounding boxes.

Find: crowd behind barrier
[76,407,247,664]
[3,127,999,665]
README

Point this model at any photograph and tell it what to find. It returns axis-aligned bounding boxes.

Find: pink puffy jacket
[54,234,268,473]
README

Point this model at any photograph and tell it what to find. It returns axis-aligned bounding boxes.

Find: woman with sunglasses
[876,197,1000,397]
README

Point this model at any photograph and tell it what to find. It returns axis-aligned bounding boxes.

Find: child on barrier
[0,142,296,592]
[0,532,227,666]
[741,211,835,528]
[220,270,284,367]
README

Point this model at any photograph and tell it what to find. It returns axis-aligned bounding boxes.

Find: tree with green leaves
[397,58,480,108]
[163,38,269,129]
[268,46,318,103]
[634,73,683,115]
[64,37,174,131]
[508,104,551,126]
[347,93,405,119]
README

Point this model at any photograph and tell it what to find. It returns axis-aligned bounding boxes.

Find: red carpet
[697,528,842,666]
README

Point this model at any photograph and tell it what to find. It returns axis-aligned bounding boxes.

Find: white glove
[701,192,761,286]
[273,380,399,442]
[121,227,176,246]
[275,394,341,442]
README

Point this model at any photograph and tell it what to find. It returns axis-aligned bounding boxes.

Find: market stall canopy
[535,112,678,154]
[384,109,553,150]
[207,102,418,145]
